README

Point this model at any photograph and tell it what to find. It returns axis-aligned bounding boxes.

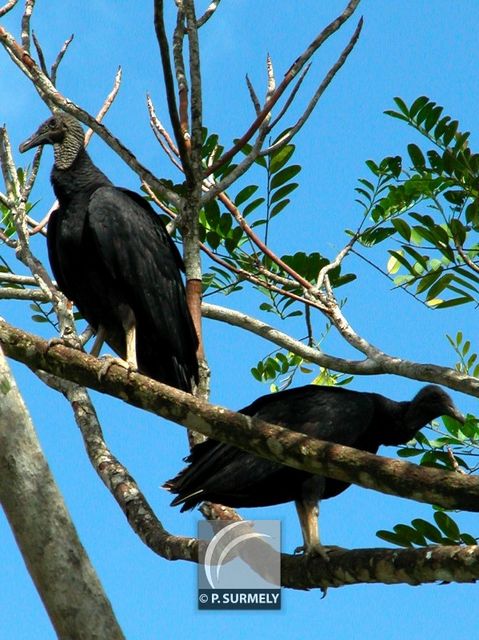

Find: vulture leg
[90,324,107,357]
[120,305,138,370]
[96,307,138,380]
[294,499,324,555]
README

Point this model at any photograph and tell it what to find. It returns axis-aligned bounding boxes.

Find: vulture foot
[97,354,137,381]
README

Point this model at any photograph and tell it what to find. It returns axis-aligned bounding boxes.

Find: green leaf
[409,96,430,118]
[270,183,298,205]
[425,105,443,132]
[391,218,411,241]
[270,165,301,189]
[411,518,443,543]
[408,143,426,170]
[434,512,460,540]
[435,296,473,309]
[235,185,259,207]
[243,197,265,217]
[376,530,410,547]
[269,199,290,218]
[384,110,409,123]
[269,145,295,173]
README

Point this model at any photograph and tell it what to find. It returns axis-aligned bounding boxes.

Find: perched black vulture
[20,113,198,392]
[165,384,464,552]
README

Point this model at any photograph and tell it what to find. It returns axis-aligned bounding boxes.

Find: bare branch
[262,17,363,155]
[246,74,261,115]
[0,272,37,285]
[315,236,357,290]
[154,0,194,185]
[184,0,203,159]
[196,0,221,28]
[200,302,478,392]
[205,0,361,176]
[173,9,190,153]
[147,96,184,171]
[267,63,311,132]
[84,66,123,146]
[0,0,18,17]
[20,0,34,51]
[50,34,74,86]
[0,286,48,301]
[31,30,47,75]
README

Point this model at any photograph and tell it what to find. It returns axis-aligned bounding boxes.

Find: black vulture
[20,113,198,392]
[164,384,464,552]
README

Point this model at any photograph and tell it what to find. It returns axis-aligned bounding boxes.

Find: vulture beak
[19,127,49,153]
[447,403,466,425]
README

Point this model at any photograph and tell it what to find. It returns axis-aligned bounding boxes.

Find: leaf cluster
[355,96,479,308]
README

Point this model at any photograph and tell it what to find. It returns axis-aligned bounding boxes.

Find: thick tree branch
[0,348,125,639]
[1,319,478,512]
[3,323,479,592]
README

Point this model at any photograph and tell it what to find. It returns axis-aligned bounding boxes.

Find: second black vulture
[164,384,464,552]
[20,113,198,392]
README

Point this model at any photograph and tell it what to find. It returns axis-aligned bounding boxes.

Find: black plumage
[20,113,198,392]
[165,384,464,551]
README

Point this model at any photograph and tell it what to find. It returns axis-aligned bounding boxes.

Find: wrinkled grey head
[19,113,85,169]
[409,384,465,428]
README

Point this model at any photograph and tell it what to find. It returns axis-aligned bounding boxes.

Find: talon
[45,334,81,355]
[97,354,136,381]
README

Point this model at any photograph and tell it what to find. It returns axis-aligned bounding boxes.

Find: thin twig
[50,34,74,86]
[455,242,479,274]
[154,0,194,185]
[196,0,221,27]
[0,0,18,17]
[246,74,261,115]
[267,64,311,132]
[262,17,363,156]
[84,66,122,146]
[31,30,47,75]
[205,0,361,176]
[148,101,184,171]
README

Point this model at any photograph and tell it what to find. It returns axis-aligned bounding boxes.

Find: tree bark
[1,318,478,512]
[0,346,125,640]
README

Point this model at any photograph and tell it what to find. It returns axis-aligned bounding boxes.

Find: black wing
[166,386,376,509]
[87,186,198,387]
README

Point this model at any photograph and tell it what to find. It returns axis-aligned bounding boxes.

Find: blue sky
[1,1,479,638]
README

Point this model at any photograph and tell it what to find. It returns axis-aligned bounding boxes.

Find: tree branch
[205,0,361,176]
[0,23,182,207]
[154,0,194,185]
[0,347,125,639]
[261,17,363,156]
[1,319,478,511]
